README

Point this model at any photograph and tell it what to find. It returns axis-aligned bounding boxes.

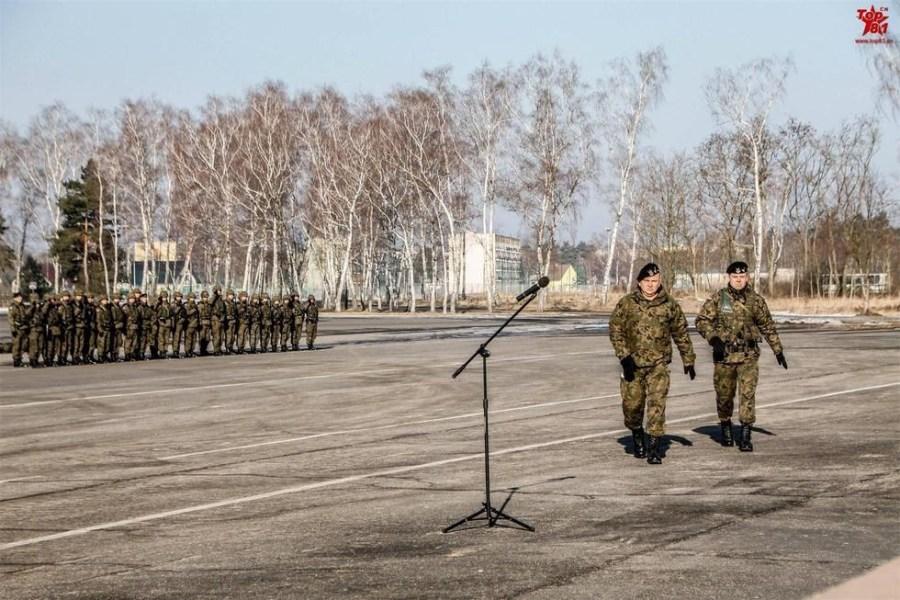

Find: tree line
[1,48,897,312]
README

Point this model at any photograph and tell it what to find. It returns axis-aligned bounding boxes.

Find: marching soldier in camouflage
[304,294,319,350]
[271,296,283,352]
[198,290,213,356]
[8,291,28,367]
[72,290,87,365]
[609,263,696,464]
[695,261,787,452]
[279,295,291,351]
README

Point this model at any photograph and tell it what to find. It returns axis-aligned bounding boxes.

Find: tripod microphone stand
[442,291,539,534]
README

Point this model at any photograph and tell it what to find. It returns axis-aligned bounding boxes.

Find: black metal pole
[443,291,539,534]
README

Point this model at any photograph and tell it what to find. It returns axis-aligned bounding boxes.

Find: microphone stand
[443,291,538,533]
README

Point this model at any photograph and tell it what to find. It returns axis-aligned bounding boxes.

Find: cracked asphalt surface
[1,315,898,599]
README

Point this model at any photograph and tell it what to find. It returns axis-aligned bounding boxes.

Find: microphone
[516,276,550,301]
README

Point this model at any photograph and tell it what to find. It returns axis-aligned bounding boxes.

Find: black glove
[620,355,637,382]
[709,337,726,363]
[776,352,788,369]
[684,364,696,380]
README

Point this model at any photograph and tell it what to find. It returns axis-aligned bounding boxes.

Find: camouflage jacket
[292,302,305,327]
[695,285,782,363]
[46,303,63,335]
[156,301,172,327]
[124,303,142,331]
[609,289,694,368]
[8,301,28,334]
[96,305,114,332]
[198,301,212,325]
[304,303,319,324]
[211,295,226,322]
[184,301,200,327]
[224,299,237,323]
[140,304,156,332]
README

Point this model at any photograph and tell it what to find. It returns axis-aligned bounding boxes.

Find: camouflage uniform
[696,285,784,426]
[224,290,237,353]
[184,293,200,357]
[235,293,249,353]
[112,296,126,361]
[123,295,141,360]
[72,292,87,364]
[171,292,186,358]
[60,292,75,365]
[248,295,261,353]
[279,296,291,351]
[85,295,98,363]
[140,294,155,359]
[290,293,303,350]
[211,287,225,355]
[609,288,695,438]
[198,291,212,356]
[45,296,64,366]
[259,294,272,352]
[271,298,283,352]
[27,293,46,367]
[8,294,28,367]
[96,297,115,363]
[155,292,173,358]
[304,296,319,350]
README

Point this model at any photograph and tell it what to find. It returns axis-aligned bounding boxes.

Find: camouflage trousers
[236,323,249,351]
[713,360,759,424]
[157,324,172,357]
[306,322,318,348]
[11,329,28,362]
[74,327,87,361]
[28,330,45,365]
[211,319,223,353]
[280,323,290,350]
[620,362,670,437]
[173,323,185,356]
[184,326,199,356]
[46,331,64,364]
[226,322,237,352]
[249,323,259,351]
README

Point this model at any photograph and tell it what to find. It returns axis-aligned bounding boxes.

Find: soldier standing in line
[695,261,788,452]
[211,286,225,355]
[155,291,173,359]
[59,291,74,366]
[123,293,140,361]
[95,296,114,363]
[139,293,155,360]
[171,291,186,358]
[197,290,213,356]
[72,290,87,365]
[248,294,261,353]
[290,292,304,351]
[304,294,319,350]
[234,291,249,354]
[279,295,291,352]
[271,296,283,352]
[44,294,63,366]
[609,263,696,465]
[259,294,272,353]
[85,294,98,364]
[8,291,28,367]
[111,295,126,362]
[27,292,47,368]
[224,289,237,354]
[184,292,200,358]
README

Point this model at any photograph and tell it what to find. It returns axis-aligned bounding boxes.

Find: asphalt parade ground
[1,315,898,599]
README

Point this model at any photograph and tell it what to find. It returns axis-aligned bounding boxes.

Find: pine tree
[21,254,51,296]
[51,159,117,293]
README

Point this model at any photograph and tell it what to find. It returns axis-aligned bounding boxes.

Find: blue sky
[2,1,897,239]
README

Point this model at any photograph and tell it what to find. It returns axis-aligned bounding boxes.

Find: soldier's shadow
[615,434,693,458]
[693,424,777,445]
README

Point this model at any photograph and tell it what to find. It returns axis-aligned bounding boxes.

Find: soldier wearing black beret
[695,260,788,451]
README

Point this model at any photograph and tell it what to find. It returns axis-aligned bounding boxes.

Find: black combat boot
[12,358,23,368]
[739,424,753,452]
[647,436,662,464]
[720,420,734,447]
[631,428,647,459]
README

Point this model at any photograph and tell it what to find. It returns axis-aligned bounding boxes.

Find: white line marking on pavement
[0,350,609,410]
[0,476,44,485]
[2,381,896,552]
[159,394,622,460]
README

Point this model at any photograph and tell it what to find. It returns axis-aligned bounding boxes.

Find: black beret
[637,263,660,281]
[726,261,749,274]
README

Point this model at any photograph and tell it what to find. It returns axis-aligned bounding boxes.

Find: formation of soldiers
[609,260,787,464]
[8,287,320,368]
